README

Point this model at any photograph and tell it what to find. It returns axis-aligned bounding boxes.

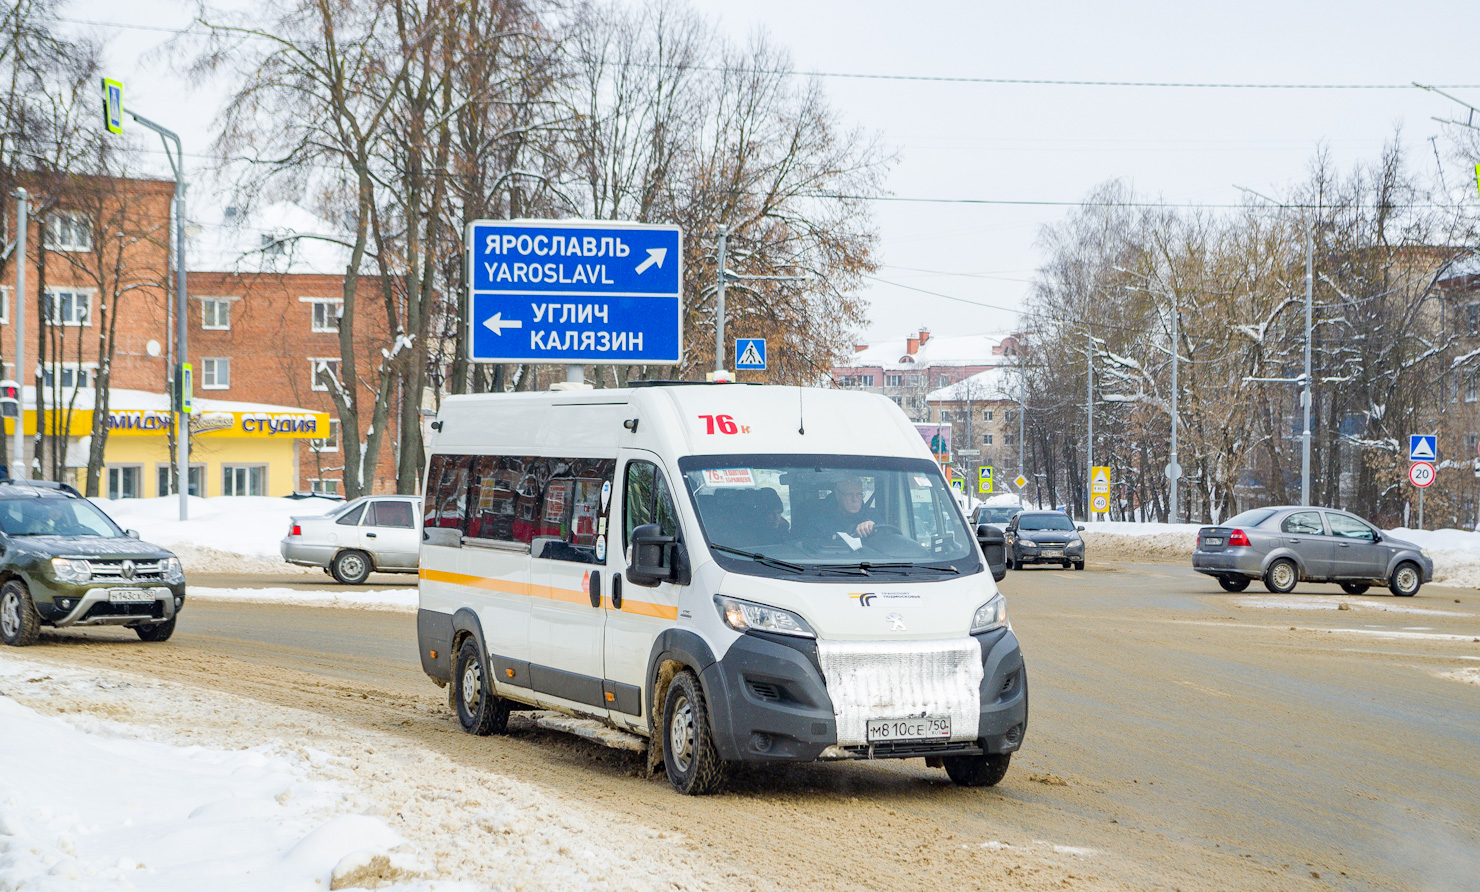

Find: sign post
[466,220,683,370]
[1090,465,1111,517]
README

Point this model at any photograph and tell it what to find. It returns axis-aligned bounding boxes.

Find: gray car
[1004,510,1086,570]
[280,495,422,584]
[1192,506,1433,596]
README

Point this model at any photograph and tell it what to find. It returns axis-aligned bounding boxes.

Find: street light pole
[714,225,727,375]
[129,110,189,519]
[10,189,26,479]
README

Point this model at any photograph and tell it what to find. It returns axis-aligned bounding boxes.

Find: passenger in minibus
[753,487,790,542]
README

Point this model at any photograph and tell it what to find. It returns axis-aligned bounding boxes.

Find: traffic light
[0,380,19,420]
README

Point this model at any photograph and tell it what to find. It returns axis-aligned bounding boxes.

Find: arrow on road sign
[633,247,667,275]
[482,312,523,336]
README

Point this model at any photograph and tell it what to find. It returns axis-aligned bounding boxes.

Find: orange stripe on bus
[419,568,678,619]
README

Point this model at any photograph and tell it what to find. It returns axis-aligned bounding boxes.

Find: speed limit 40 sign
[1408,461,1435,488]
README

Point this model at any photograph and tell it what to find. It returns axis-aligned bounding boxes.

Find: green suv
[0,481,186,646]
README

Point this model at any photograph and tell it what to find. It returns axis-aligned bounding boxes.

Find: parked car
[1004,510,1085,570]
[0,480,186,646]
[1192,506,1432,597]
[281,495,421,584]
[972,505,1021,531]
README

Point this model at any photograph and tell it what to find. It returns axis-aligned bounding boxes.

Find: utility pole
[1301,228,1313,507]
[1235,185,1316,508]
[1086,331,1093,520]
[1169,290,1179,522]
[10,189,26,479]
[714,225,727,375]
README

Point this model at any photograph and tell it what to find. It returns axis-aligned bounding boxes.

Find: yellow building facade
[8,389,331,498]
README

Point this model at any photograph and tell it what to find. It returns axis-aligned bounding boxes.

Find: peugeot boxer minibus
[416,383,1027,794]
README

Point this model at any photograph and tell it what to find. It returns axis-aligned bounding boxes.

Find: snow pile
[189,586,419,612]
[0,657,745,891]
[1081,521,1480,588]
[0,690,426,892]
[91,496,342,574]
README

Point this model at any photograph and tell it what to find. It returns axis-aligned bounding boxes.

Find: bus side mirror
[627,523,689,587]
[976,524,1007,583]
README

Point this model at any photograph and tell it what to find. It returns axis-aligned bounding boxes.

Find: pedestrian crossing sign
[735,338,766,370]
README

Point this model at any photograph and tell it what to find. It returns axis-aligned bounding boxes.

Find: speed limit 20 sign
[1408,461,1436,488]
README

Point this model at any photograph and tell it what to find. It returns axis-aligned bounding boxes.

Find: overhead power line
[44,16,1480,91]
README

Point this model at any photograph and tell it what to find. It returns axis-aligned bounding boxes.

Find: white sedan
[280,496,422,584]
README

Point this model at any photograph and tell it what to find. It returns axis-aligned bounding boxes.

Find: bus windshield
[677,454,980,579]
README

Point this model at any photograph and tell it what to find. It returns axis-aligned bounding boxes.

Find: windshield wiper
[708,543,805,574]
[816,561,961,576]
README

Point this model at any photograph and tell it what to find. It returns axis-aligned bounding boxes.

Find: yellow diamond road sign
[1014,474,1028,489]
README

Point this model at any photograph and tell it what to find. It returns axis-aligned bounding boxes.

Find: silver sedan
[1192,506,1432,596]
[280,496,422,584]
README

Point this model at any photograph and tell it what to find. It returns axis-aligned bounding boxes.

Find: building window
[309,478,340,495]
[310,419,340,452]
[1467,371,1478,403]
[201,358,230,390]
[44,289,92,326]
[222,465,266,496]
[45,213,91,252]
[202,298,232,330]
[41,365,91,389]
[310,358,341,392]
[1468,433,1479,456]
[1005,432,1016,446]
[838,374,876,388]
[936,376,950,387]
[156,464,204,497]
[309,299,343,332]
[885,373,904,387]
[982,409,993,422]
[1468,303,1480,337]
[107,466,141,499]
[982,433,994,446]
[0,286,8,324]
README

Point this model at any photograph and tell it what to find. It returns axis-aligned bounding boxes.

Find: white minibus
[416,383,1027,794]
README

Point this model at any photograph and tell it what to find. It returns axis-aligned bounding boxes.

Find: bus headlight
[714,595,815,638]
[971,595,1009,634]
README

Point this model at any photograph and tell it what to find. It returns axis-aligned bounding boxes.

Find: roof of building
[189,201,356,277]
[19,386,322,416]
[925,366,1021,403]
[839,330,1025,371]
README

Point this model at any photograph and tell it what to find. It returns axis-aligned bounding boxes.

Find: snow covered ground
[84,496,1480,588]
[0,657,734,892]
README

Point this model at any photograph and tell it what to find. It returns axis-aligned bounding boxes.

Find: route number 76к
[697,414,749,435]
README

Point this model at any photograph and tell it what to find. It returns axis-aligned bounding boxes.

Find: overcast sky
[73,0,1480,343]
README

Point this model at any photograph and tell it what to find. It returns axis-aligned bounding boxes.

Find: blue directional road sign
[466,220,682,364]
[735,338,766,370]
[1409,434,1437,462]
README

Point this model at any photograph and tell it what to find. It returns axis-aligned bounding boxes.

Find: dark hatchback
[0,482,186,647]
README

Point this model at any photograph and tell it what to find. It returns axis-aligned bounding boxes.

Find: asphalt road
[13,561,1480,890]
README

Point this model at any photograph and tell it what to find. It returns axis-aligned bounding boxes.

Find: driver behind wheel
[813,475,877,539]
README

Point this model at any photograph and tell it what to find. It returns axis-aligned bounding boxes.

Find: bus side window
[624,460,678,549]
[423,454,472,531]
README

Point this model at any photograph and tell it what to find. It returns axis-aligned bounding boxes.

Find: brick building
[0,175,397,497]
[830,328,1027,421]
